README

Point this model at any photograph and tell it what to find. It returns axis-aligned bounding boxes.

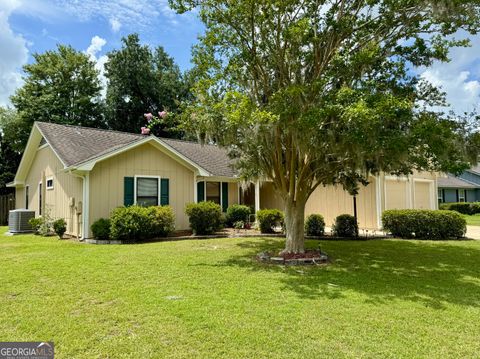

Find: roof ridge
[35,121,143,138]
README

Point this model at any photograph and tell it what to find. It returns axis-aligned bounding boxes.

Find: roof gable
[12,122,237,182]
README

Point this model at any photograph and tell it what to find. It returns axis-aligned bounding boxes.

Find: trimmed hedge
[185,201,223,235]
[332,214,358,237]
[305,214,325,236]
[110,205,175,241]
[439,202,480,215]
[226,204,251,227]
[53,218,67,239]
[256,209,284,234]
[382,209,466,239]
[91,218,111,240]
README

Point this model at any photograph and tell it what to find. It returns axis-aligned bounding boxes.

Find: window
[206,182,220,204]
[38,183,42,215]
[136,177,159,206]
[25,186,29,209]
[458,189,466,202]
[46,177,54,190]
[437,189,443,204]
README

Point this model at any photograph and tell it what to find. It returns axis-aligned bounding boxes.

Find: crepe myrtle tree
[170,0,480,253]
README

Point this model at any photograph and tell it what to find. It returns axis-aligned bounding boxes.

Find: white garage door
[414,181,432,209]
[385,180,408,210]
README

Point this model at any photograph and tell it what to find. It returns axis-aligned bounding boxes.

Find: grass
[1,227,480,358]
[462,213,480,226]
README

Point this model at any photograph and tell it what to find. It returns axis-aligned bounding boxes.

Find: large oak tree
[172,0,480,253]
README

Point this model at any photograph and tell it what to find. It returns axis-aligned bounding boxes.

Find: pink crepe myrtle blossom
[158,110,167,119]
[141,127,151,135]
[144,113,153,122]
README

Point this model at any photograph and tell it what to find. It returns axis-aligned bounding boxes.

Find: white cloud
[0,1,28,106]
[53,0,193,28]
[109,17,121,32]
[85,35,107,59]
[417,32,480,114]
[85,36,108,97]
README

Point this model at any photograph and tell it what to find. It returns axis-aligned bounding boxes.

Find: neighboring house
[8,122,438,238]
[437,168,480,204]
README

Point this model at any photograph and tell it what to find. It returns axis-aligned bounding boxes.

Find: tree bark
[282,199,307,254]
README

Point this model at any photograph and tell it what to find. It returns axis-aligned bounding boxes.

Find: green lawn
[462,214,480,226]
[1,227,480,358]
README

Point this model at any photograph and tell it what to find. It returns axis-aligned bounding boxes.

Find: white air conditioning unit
[8,209,36,233]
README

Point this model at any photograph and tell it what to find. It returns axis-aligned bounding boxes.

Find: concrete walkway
[466,226,480,240]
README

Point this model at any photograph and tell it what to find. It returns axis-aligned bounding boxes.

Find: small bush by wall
[332,214,358,237]
[110,205,175,241]
[53,218,67,239]
[439,202,480,215]
[256,209,284,234]
[382,209,466,239]
[91,218,111,240]
[225,204,251,227]
[305,214,325,236]
[148,206,175,237]
[185,201,223,235]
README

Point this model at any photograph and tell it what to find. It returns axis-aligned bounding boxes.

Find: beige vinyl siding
[260,182,284,210]
[16,187,25,209]
[305,179,378,229]
[89,143,195,235]
[228,182,239,207]
[21,146,83,236]
[385,180,408,210]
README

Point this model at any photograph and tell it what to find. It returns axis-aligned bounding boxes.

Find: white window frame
[46,176,54,190]
[38,181,43,216]
[134,175,161,206]
[458,189,466,202]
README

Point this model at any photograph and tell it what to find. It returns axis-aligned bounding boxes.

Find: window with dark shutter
[136,177,159,206]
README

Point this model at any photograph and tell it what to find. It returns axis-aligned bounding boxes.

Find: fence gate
[0,193,15,226]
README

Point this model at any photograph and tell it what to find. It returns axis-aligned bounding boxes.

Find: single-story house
[437,169,480,204]
[8,122,438,238]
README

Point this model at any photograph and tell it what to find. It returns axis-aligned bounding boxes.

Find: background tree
[105,34,188,137]
[11,45,104,149]
[171,0,480,253]
[0,108,22,194]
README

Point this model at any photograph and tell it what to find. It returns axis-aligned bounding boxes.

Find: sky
[1,0,480,115]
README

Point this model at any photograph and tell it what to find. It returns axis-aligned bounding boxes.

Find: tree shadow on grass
[209,238,480,309]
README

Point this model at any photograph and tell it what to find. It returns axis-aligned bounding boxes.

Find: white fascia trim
[6,181,24,188]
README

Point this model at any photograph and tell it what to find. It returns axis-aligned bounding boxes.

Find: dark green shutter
[221,182,229,212]
[197,181,205,202]
[124,177,134,206]
[161,178,169,205]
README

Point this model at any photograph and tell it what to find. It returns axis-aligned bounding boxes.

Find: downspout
[81,173,90,240]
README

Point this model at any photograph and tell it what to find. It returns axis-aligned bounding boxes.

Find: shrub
[28,217,43,234]
[382,209,466,239]
[439,202,480,215]
[148,206,175,237]
[233,221,244,230]
[305,214,325,236]
[225,204,251,227]
[53,218,67,239]
[185,201,223,235]
[256,209,284,234]
[91,218,111,240]
[110,206,153,241]
[332,214,358,237]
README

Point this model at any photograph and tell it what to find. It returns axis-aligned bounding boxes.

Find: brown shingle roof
[35,122,236,177]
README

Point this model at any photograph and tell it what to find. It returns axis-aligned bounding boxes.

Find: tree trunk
[282,199,307,254]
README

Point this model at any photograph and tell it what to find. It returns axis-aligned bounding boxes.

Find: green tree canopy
[11,44,104,149]
[0,107,22,194]
[171,0,480,253]
[105,33,189,137]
